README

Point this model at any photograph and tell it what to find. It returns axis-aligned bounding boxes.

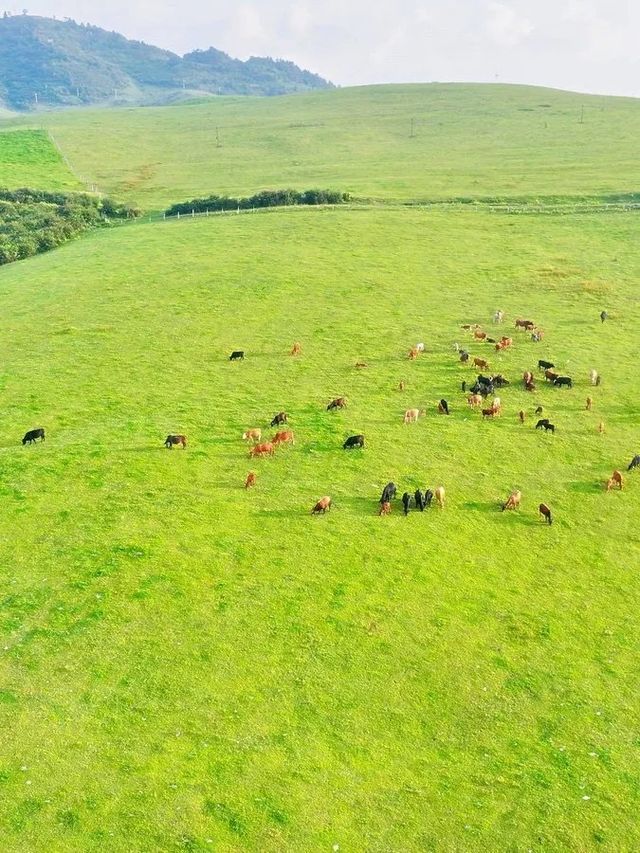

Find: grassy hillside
[0,206,639,850]
[8,83,640,208]
[0,129,81,191]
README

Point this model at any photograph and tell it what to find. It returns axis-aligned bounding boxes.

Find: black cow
[538,359,555,371]
[229,351,245,361]
[477,375,494,387]
[493,375,510,388]
[553,376,572,388]
[414,489,425,511]
[344,434,365,450]
[424,489,434,508]
[600,310,608,323]
[543,423,556,433]
[486,338,496,344]
[470,382,493,397]
[402,492,411,515]
[439,399,450,415]
[271,412,288,427]
[535,419,550,430]
[535,406,544,415]
[22,428,45,445]
[461,381,467,393]
[380,482,397,503]
[628,455,640,472]
[460,351,470,363]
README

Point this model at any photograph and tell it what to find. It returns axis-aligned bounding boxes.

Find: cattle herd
[20,309,637,524]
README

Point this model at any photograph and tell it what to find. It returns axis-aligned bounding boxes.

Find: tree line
[165,189,351,217]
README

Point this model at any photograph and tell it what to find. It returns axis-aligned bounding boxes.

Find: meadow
[0,129,80,192]
[5,83,640,207]
[0,204,639,850]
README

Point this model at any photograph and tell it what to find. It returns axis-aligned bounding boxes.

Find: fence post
[192,209,195,218]
[177,211,180,220]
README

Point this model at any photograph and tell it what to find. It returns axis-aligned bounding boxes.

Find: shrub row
[165,188,351,217]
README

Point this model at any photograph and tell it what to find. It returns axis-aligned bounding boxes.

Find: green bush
[165,188,351,217]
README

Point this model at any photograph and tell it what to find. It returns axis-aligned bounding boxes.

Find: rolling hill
[0,14,332,111]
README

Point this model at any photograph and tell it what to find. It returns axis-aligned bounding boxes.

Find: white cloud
[485,1,534,46]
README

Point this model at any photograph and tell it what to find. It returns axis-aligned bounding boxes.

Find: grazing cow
[291,342,302,356]
[250,441,275,458]
[542,423,555,434]
[474,330,487,341]
[471,382,493,398]
[515,319,534,330]
[531,330,544,342]
[245,472,257,489]
[423,489,434,508]
[343,434,365,450]
[607,470,623,491]
[272,430,295,446]
[586,397,593,411]
[380,482,397,503]
[598,421,605,434]
[312,496,332,514]
[327,397,347,411]
[460,351,470,363]
[538,360,555,371]
[414,489,425,511]
[468,393,483,408]
[402,492,411,516]
[271,412,288,427]
[22,428,45,445]
[535,406,544,415]
[461,381,467,393]
[434,486,445,508]
[408,347,419,360]
[539,503,553,525]
[627,455,640,471]
[242,428,262,443]
[600,310,608,323]
[403,408,424,424]
[165,434,186,449]
[379,501,391,516]
[415,343,425,352]
[589,369,599,386]
[355,361,368,369]
[545,369,559,383]
[398,380,406,392]
[482,408,496,419]
[595,374,601,387]
[493,374,510,388]
[494,310,504,323]
[502,490,522,511]
[523,371,534,386]
[536,419,550,430]
[518,410,525,424]
[474,357,490,370]
[553,376,573,388]
[229,351,245,361]
[438,399,450,415]
[525,381,536,392]
[491,397,501,413]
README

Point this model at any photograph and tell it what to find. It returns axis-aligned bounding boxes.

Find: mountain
[0,14,333,111]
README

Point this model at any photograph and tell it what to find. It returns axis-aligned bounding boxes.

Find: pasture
[0,205,639,850]
[6,83,640,207]
[0,129,80,192]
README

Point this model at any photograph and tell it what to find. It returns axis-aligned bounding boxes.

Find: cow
[536,419,550,430]
[589,369,599,386]
[493,374,510,388]
[22,428,45,445]
[272,430,295,446]
[491,397,501,414]
[474,357,490,370]
[402,492,412,516]
[343,435,365,450]
[229,351,244,361]
[312,496,332,514]
[398,381,407,392]
[542,423,555,434]
[525,381,536,392]
[545,370,559,383]
[461,324,479,330]
[461,381,467,393]
[415,343,425,352]
[553,376,573,388]
[460,351,470,363]
[586,397,593,411]
[250,442,275,458]
[165,434,186,449]
[414,489,425,511]
[494,310,504,323]
[482,408,496,419]
[523,371,534,386]
[438,399,450,415]
[403,408,424,424]
[600,310,608,323]
[515,319,534,330]
[379,501,391,516]
[538,360,554,371]
[408,347,420,360]
[380,482,397,503]
[502,490,522,511]
[468,393,483,407]
[627,455,640,471]
[474,330,487,341]
[327,397,347,411]
[598,421,605,434]
[291,342,302,356]
[607,471,623,491]
[245,472,257,489]
[531,330,543,342]
[434,486,445,508]
[453,342,460,352]
[535,406,544,415]
[271,412,288,427]
[355,361,368,369]
[424,489,434,508]
[519,410,525,424]
[242,428,262,443]
[539,503,553,525]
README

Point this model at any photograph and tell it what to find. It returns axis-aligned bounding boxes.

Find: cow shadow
[567,480,604,494]
[463,499,503,513]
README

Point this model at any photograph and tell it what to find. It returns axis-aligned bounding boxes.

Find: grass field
[5,83,640,208]
[1,205,639,850]
[0,129,81,192]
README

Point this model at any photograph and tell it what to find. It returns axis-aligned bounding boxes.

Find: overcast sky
[12,1,640,97]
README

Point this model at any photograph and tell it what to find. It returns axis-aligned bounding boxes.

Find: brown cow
[245,472,257,489]
[327,397,348,411]
[586,397,593,411]
[474,330,487,341]
[523,371,534,385]
[398,380,406,392]
[461,323,480,330]
[481,407,496,419]
[272,430,295,446]
[355,361,368,369]
[291,342,302,356]
[598,421,605,434]
[502,490,522,511]
[468,393,483,407]
[545,369,559,383]
[312,496,331,514]
[607,471,623,491]
[379,501,391,516]
[435,486,445,508]
[165,435,187,449]
[403,408,424,424]
[242,428,262,443]
[474,357,490,370]
[515,318,533,329]
[250,442,275,458]
[539,503,552,524]
[519,410,526,424]
[408,347,419,360]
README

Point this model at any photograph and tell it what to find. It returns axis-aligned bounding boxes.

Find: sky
[10,0,640,97]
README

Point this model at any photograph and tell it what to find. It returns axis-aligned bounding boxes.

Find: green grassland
[6,83,640,208]
[0,129,81,192]
[1,205,639,850]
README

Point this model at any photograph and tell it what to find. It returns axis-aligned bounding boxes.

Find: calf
[402,492,412,516]
[538,359,554,371]
[380,482,397,504]
[22,428,45,445]
[165,434,186,449]
[607,470,624,491]
[229,351,244,361]
[379,501,391,516]
[312,496,332,514]
[245,472,257,489]
[628,455,640,472]
[502,490,522,511]
[553,376,572,388]
[242,428,261,443]
[327,397,347,411]
[250,441,275,458]
[271,412,288,427]
[539,503,552,525]
[344,434,365,450]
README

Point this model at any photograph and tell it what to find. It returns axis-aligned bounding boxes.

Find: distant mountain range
[0,14,333,111]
